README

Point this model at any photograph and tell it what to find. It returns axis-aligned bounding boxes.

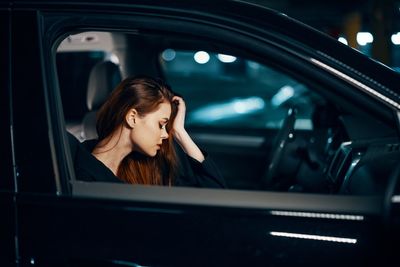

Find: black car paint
[17,186,384,266]
[1,0,399,266]
[0,7,17,267]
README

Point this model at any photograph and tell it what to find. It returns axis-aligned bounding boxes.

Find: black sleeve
[174,143,226,188]
[67,132,94,182]
[71,136,124,183]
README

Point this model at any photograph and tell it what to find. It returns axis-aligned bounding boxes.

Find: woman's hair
[96,75,178,185]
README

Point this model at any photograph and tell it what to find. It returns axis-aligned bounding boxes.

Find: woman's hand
[172,96,186,134]
[171,95,205,162]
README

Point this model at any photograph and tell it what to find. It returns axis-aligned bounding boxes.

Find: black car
[1,0,400,266]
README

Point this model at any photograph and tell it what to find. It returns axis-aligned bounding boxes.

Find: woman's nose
[161,128,169,139]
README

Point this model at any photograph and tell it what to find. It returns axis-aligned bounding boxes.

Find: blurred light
[111,260,146,267]
[248,61,260,69]
[356,32,373,46]
[271,85,295,107]
[391,32,400,45]
[217,54,237,63]
[233,97,265,114]
[270,211,364,220]
[392,195,400,203]
[161,49,176,61]
[189,97,265,123]
[269,232,357,244]
[338,37,348,45]
[194,51,210,64]
[294,119,313,130]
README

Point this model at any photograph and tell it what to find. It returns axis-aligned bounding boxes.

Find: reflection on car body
[1,0,400,266]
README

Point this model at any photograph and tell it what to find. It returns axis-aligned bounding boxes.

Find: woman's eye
[159,120,168,130]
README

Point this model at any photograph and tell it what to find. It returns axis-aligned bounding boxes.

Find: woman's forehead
[150,102,171,118]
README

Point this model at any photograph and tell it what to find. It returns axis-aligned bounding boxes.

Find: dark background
[250,0,400,70]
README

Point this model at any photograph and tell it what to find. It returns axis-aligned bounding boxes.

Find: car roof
[4,0,400,99]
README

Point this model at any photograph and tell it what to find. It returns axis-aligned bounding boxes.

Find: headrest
[86,61,122,111]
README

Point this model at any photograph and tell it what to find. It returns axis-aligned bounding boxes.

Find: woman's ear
[125,109,138,129]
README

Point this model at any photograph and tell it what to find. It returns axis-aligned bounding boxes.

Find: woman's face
[130,102,171,157]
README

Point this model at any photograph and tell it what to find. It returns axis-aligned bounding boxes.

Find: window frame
[40,9,393,216]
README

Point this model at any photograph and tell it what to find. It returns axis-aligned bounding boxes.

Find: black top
[68,133,226,188]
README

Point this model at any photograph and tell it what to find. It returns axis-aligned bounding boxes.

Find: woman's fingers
[172,96,186,112]
[172,96,185,107]
[172,96,186,132]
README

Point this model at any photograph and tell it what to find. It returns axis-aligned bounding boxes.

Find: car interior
[57,30,400,196]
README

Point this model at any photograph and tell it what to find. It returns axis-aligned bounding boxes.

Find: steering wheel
[262,108,297,190]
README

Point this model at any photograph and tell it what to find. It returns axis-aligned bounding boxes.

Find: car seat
[82,60,122,140]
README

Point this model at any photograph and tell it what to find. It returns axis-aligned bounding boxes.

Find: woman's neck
[91,128,132,175]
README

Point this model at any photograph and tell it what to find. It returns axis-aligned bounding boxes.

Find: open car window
[55,29,398,197]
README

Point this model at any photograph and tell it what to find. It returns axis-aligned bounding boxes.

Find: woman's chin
[136,147,158,157]
[147,150,158,157]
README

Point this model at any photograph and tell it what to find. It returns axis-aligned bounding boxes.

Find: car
[1,0,400,266]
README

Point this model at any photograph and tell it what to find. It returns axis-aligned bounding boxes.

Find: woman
[73,76,226,188]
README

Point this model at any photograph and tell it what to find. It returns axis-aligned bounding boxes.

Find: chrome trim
[270,211,364,221]
[269,231,357,244]
[49,132,62,196]
[10,125,18,192]
[310,58,400,110]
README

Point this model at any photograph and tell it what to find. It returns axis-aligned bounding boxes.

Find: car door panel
[11,9,58,194]
[17,185,384,266]
[0,7,17,267]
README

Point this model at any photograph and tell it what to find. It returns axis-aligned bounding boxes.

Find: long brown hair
[96,76,178,185]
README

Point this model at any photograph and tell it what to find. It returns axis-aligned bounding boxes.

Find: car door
[11,1,397,266]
